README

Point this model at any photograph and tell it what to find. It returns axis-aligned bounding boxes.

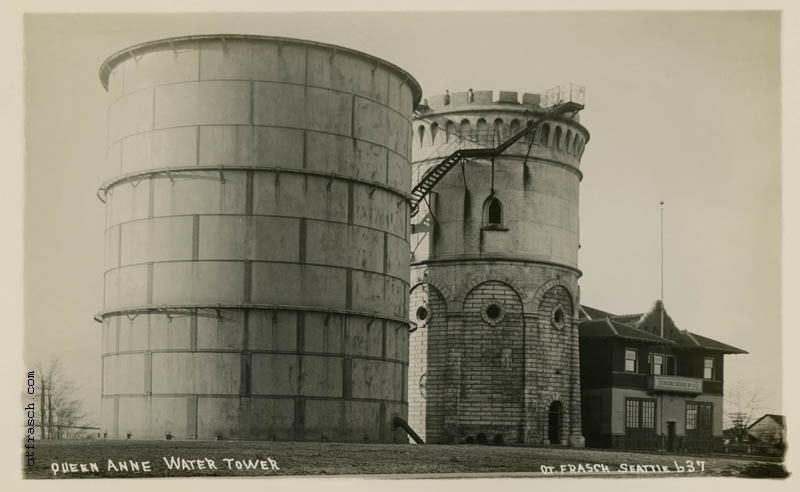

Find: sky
[20,10,783,427]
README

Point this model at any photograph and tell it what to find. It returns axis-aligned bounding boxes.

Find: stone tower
[407,88,589,445]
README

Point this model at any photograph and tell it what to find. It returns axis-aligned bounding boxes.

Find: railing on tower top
[409,84,585,218]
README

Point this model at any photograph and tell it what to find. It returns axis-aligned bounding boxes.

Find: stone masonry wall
[408,263,582,445]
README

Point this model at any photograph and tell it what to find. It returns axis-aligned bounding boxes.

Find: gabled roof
[579,317,675,344]
[578,302,747,354]
[578,305,615,321]
[674,331,748,354]
[748,414,786,429]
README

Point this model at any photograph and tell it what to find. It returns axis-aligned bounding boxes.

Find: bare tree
[32,358,92,439]
[725,381,763,445]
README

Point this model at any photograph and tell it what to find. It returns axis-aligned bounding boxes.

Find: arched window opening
[430,123,439,145]
[525,121,535,144]
[476,118,488,144]
[417,125,426,147]
[540,124,550,146]
[566,130,573,154]
[554,126,563,150]
[445,121,456,143]
[573,135,579,154]
[493,118,504,144]
[460,119,471,141]
[510,119,521,137]
[484,196,503,227]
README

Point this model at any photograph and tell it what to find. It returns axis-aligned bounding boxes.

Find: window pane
[686,403,697,430]
[652,354,663,375]
[704,358,714,379]
[626,400,639,428]
[642,401,655,428]
[625,349,637,372]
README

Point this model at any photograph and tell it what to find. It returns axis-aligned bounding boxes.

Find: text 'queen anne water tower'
[407,85,589,446]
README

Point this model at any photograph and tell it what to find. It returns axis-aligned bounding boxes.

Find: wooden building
[578,301,746,452]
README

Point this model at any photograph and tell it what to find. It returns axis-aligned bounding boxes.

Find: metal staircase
[409,86,584,218]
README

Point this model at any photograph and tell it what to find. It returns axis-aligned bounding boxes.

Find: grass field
[23,439,788,479]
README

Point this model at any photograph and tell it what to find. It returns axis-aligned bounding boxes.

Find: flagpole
[660,201,664,338]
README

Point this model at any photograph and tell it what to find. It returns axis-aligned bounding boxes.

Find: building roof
[579,318,675,344]
[748,414,786,429]
[578,302,747,354]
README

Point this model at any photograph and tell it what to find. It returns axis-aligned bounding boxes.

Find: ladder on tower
[409,86,584,218]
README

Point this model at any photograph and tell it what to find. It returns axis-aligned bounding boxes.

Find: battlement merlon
[419,84,585,113]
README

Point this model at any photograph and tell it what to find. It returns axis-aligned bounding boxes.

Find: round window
[552,306,567,329]
[416,306,428,322]
[480,300,505,326]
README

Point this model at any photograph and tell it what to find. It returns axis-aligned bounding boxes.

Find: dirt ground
[23,439,788,479]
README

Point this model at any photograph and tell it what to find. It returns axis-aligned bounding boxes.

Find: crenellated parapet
[412,88,589,164]
[422,89,545,110]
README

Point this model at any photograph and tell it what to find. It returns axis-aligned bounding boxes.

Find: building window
[483,196,503,227]
[641,400,655,429]
[703,357,714,379]
[481,300,505,326]
[553,126,562,150]
[540,123,550,146]
[626,399,639,428]
[686,403,698,430]
[665,354,676,375]
[687,402,713,431]
[625,348,638,373]
[625,398,656,429]
[704,357,715,379]
[650,353,663,375]
[551,306,566,330]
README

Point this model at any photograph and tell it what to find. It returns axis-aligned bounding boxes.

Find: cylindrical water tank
[96,35,421,441]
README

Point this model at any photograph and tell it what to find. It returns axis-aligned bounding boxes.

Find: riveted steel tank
[96,34,420,441]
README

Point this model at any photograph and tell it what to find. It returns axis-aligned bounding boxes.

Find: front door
[667,421,676,451]
[548,401,563,444]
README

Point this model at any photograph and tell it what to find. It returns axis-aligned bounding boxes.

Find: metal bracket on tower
[168,40,177,56]
[218,166,226,184]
